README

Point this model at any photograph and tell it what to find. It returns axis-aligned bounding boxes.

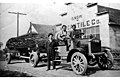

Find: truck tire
[98,50,113,70]
[30,52,39,67]
[71,52,88,75]
[105,50,114,69]
[6,53,11,64]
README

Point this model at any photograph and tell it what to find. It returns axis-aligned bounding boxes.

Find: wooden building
[56,3,120,50]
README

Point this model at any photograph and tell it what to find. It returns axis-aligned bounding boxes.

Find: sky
[0,0,120,48]
[0,2,67,48]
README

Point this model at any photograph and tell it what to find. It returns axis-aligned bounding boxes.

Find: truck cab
[55,30,113,75]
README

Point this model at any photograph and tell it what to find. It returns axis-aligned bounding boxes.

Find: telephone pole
[8,12,27,37]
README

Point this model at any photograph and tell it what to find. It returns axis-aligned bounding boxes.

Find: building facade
[56,3,120,50]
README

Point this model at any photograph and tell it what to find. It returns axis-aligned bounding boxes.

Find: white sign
[67,16,101,31]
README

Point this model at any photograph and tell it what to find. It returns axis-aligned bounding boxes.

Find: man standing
[46,33,57,71]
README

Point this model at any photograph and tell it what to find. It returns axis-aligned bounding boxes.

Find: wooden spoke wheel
[6,53,11,64]
[71,52,88,75]
[98,50,113,70]
[105,50,114,69]
[30,52,39,67]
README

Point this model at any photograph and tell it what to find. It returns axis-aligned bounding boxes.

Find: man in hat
[55,25,71,51]
[46,33,58,71]
[70,25,84,48]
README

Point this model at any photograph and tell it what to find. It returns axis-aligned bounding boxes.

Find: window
[82,26,100,39]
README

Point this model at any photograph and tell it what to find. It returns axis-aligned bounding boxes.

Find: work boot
[46,69,50,71]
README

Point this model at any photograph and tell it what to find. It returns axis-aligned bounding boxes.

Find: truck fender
[67,48,84,62]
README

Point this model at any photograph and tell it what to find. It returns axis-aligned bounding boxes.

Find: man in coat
[46,33,58,71]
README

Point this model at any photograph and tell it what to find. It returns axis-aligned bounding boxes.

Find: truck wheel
[25,59,29,63]
[98,51,113,70]
[105,50,113,69]
[30,52,39,67]
[71,52,87,75]
[6,53,11,64]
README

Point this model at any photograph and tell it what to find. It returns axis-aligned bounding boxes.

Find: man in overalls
[55,25,71,51]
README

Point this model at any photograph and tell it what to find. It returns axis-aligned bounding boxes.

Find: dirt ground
[0,54,120,77]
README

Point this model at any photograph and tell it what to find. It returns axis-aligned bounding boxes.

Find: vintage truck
[5,32,61,66]
[54,33,114,75]
[5,31,114,75]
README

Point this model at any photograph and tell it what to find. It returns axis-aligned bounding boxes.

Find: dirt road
[0,59,120,77]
